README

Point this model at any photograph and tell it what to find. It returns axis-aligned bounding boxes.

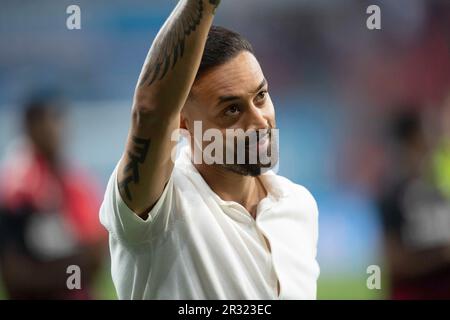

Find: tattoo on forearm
[139,0,205,87]
[119,136,151,201]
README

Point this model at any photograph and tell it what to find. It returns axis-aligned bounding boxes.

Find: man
[100,0,319,300]
[0,93,106,299]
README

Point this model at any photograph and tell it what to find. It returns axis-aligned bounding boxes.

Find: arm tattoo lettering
[119,136,151,201]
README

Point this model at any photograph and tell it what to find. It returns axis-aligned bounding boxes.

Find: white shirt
[100,146,320,300]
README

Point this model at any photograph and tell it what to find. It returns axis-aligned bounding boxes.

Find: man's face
[182,51,277,176]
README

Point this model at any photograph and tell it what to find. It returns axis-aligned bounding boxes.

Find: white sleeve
[309,189,320,286]
[311,192,319,260]
[297,184,321,288]
[99,161,174,245]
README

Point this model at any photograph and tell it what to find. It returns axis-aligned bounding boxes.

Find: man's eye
[256,90,267,101]
[224,105,241,116]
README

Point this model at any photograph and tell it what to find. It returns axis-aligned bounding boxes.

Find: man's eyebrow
[252,78,267,94]
[216,78,267,107]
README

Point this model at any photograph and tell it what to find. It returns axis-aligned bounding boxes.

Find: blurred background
[1,0,450,299]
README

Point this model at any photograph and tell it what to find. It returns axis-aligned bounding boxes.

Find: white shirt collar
[175,145,290,218]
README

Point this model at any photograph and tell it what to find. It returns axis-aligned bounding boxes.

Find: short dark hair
[195,26,254,82]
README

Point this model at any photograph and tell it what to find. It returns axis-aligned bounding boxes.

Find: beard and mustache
[221,127,279,176]
[190,126,279,177]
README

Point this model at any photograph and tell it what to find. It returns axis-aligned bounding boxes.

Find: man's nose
[244,103,268,131]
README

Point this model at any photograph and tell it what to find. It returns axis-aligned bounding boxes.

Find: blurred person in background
[0,92,107,299]
[377,107,450,299]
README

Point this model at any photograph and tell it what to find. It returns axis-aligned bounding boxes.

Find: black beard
[220,163,264,177]
[220,133,278,177]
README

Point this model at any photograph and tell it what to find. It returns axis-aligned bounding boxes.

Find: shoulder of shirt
[269,174,319,216]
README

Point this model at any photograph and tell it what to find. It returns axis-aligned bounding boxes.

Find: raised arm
[118,0,220,217]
